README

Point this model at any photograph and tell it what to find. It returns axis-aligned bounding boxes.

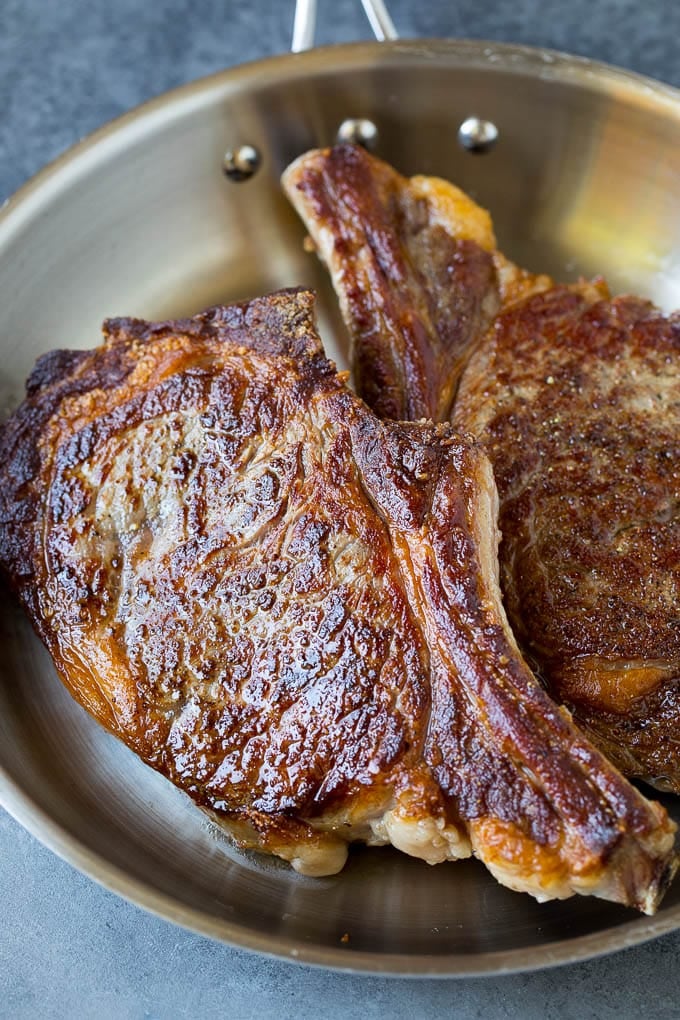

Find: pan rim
[1,36,679,977]
[2,762,678,977]
[2,36,679,225]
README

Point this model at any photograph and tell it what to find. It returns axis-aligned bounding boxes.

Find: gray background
[1,0,680,1017]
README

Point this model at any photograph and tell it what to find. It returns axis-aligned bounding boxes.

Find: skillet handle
[291,0,398,52]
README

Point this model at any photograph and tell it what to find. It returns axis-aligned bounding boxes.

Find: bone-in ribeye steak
[0,288,675,910]
[455,286,680,789]
[283,144,680,793]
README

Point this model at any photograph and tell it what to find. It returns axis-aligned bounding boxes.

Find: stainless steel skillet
[0,0,680,976]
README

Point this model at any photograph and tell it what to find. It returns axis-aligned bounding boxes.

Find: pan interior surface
[1,40,679,975]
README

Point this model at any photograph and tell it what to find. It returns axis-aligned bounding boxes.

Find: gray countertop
[1,1,680,1017]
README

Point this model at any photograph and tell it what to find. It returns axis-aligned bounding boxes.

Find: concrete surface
[1,1,680,1017]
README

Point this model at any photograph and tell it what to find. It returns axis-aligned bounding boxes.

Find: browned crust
[0,287,437,842]
[283,145,500,421]
[102,287,332,366]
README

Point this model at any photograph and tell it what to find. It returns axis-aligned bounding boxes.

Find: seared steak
[284,146,680,792]
[455,286,680,791]
[0,288,675,908]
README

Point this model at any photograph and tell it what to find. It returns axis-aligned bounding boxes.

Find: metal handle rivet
[336,118,379,150]
[223,145,262,181]
[458,117,499,154]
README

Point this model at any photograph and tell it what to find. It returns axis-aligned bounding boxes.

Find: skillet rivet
[223,145,262,181]
[336,118,379,150]
[458,117,499,154]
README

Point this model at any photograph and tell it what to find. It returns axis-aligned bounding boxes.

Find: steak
[284,146,680,792]
[0,287,675,909]
[455,286,680,791]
